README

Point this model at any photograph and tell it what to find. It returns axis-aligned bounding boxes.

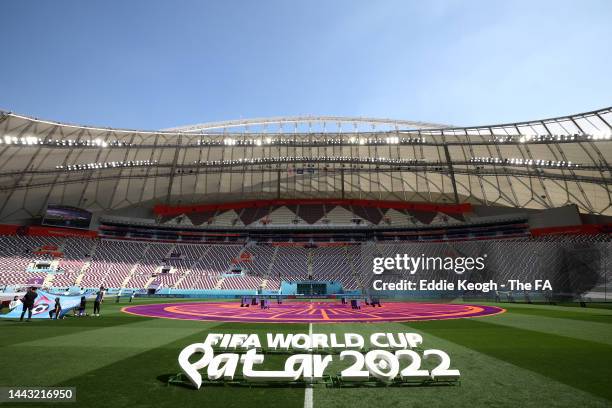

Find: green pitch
[1,299,611,408]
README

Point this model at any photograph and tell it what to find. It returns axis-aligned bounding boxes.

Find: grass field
[1,298,611,408]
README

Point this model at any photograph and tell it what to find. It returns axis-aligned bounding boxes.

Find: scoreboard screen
[42,205,92,230]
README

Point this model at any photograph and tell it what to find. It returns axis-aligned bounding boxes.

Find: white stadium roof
[0,107,610,222]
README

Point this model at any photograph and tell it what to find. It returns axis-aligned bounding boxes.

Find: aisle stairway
[74,240,98,286]
[261,246,280,289]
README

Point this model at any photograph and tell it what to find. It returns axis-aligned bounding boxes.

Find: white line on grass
[304,322,313,408]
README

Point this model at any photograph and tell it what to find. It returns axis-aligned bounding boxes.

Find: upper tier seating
[155,202,472,227]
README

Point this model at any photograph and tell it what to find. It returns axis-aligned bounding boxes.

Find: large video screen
[42,205,92,229]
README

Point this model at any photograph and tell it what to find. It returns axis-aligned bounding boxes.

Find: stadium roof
[0,107,610,222]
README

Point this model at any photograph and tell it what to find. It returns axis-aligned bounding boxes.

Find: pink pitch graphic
[122,301,505,323]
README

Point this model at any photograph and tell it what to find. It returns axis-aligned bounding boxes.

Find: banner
[26,277,44,285]
[0,291,82,319]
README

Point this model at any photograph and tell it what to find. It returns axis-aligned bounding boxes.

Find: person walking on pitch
[93,288,104,316]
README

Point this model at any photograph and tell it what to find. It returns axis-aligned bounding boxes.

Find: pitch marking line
[304,322,314,408]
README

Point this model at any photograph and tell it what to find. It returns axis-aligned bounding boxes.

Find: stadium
[0,106,610,407]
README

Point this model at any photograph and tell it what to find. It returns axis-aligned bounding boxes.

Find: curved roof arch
[163,115,452,133]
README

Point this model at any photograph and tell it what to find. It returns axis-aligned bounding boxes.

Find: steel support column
[443,144,459,203]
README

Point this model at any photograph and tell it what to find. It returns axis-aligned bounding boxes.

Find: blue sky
[1,0,611,129]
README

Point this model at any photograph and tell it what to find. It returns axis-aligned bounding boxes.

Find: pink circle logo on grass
[122,301,504,323]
